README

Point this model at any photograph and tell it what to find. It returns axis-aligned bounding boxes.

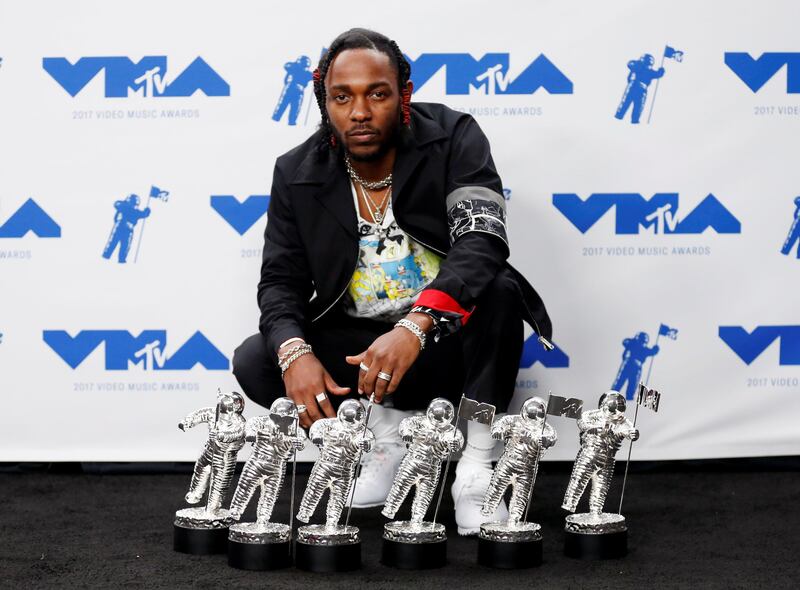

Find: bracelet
[395,318,426,351]
[279,343,313,378]
[278,343,306,366]
[279,336,306,351]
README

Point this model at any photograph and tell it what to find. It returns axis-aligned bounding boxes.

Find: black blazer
[257,102,551,353]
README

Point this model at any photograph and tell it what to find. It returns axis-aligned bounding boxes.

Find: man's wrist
[405,312,434,334]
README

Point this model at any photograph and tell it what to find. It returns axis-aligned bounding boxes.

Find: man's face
[325,48,409,161]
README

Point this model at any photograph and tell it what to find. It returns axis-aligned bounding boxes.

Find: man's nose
[350,96,372,121]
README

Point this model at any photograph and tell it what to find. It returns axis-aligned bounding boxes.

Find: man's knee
[232,333,270,381]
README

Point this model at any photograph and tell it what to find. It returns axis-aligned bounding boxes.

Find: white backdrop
[1,0,798,461]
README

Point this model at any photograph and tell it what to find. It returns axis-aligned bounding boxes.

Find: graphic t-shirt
[343,183,442,322]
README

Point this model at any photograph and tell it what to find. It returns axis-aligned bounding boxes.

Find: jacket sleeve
[414,115,509,334]
[257,164,315,354]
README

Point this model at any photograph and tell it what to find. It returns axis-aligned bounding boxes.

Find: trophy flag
[547,395,584,419]
[636,383,662,412]
[458,397,496,425]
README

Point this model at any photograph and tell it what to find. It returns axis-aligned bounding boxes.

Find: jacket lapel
[290,147,358,238]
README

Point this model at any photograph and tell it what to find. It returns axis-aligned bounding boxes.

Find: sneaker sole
[457,526,479,536]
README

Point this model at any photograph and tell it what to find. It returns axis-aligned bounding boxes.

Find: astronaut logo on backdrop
[611,325,677,400]
[42,330,229,371]
[272,56,314,126]
[780,196,800,259]
[615,46,683,124]
[101,186,168,264]
[0,199,61,239]
[210,195,270,235]
[42,56,230,98]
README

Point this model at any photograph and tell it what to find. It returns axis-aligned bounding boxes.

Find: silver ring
[315,392,328,403]
[359,362,370,372]
[296,404,307,413]
[377,371,392,381]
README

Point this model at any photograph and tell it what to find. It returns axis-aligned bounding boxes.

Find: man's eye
[372,91,386,99]
[334,94,348,102]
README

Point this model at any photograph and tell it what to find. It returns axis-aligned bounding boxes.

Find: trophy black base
[564,529,627,559]
[294,541,361,572]
[227,540,292,570]
[381,538,447,569]
[564,512,628,560]
[173,525,228,555]
[477,537,542,569]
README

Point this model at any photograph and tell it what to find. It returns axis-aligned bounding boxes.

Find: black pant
[233,269,525,413]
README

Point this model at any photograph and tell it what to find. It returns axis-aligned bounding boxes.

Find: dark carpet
[1,461,798,589]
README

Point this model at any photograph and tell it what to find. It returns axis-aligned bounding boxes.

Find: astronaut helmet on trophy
[270,396,297,419]
[338,399,366,429]
[426,398,455,429]
[218,391,245,418]
[521,397,546,422]
[599,391,627,417]
[640,54,655,67]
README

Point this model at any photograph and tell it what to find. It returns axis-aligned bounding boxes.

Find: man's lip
[348,130,377,137]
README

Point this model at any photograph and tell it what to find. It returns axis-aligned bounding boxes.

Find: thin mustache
[347,126,378,136]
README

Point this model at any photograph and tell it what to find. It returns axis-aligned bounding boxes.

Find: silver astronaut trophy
[226,397,306,571]
[173,391,247,555]
[477,396,557,569]
[380,398,465,569]
[294,398,375,572]
[562,390,639,559]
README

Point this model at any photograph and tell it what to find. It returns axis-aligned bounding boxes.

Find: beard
[329,110,402,162]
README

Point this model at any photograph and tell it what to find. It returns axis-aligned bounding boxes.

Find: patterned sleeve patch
[447,198,508,245]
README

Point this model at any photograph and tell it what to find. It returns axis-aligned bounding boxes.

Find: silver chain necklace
[358,184,392,225]
[345,155,393,190]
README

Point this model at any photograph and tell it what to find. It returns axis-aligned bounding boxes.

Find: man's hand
[282,350,350,429]
[345,314,432,403]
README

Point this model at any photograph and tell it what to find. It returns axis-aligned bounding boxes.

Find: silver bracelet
[278,343,306,366]
[395,318,426,351]
[279,343,313,378]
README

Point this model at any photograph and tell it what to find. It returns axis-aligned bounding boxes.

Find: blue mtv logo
[725,53,800,93]
[43,56,230,98]
[519,334,569,368]
[719,326,800,366]
[0,199,61,238]
[552,193,741,235]
[43,330,229,370]
[407,53,573,95]
[211,195,270,235]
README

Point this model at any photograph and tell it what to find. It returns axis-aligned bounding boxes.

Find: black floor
[2,462,798,589]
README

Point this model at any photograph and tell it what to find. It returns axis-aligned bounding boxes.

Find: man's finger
[303,391,324,423]
[315,390,335,418]
[386,365,407,395]
[373,366,392,402]
[357,352,372,395]
[362,358,380,398]
[345,351,366,365]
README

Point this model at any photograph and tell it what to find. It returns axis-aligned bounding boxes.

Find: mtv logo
[725,53,800,93]
[552,193,741,235]
[407,53,573,95]
[719,325,800,366]
[0,199,61,238]
[519,334,569,369]
[210,195,270,235]
[43,56,230,98]
[43,330,229,371]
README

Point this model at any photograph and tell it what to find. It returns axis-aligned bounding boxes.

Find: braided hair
[312,28,412,149]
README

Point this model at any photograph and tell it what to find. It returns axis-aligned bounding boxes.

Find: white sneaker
[451,461,509,535]
[351,442,406,508]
